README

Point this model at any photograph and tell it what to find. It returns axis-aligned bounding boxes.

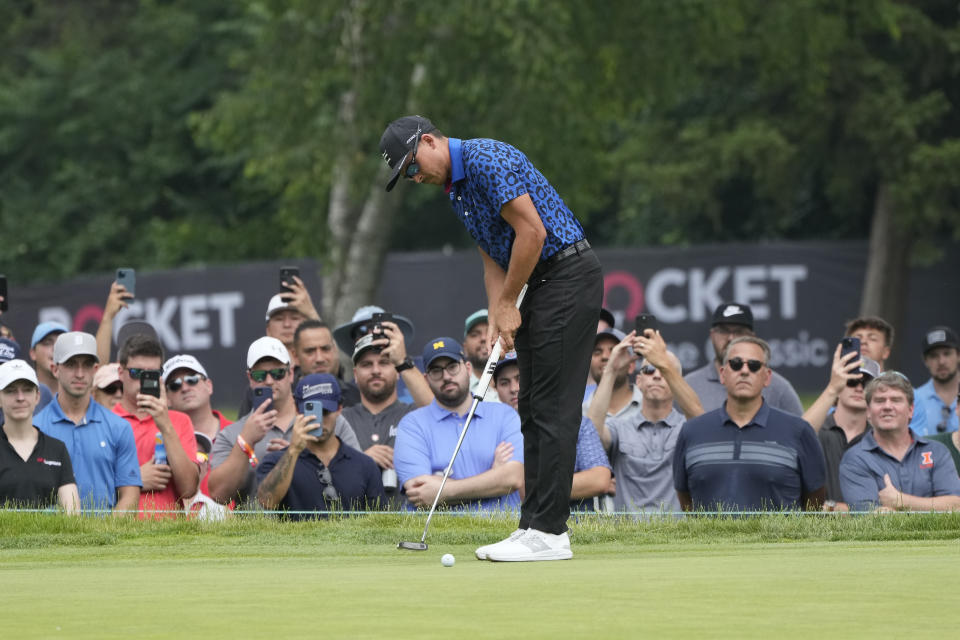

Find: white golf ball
[441,553,455,567]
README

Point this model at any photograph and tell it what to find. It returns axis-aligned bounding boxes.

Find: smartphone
[840,336,861,361]
[252,386,273,412]
[0,274,7,312]
[371,312,393,338]
[139,370,161,398]
[304,400,325,438]
[279,266,300,296]
[635,313,658,336]
[116,268,136,298]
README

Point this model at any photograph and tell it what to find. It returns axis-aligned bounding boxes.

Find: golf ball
[441,553,455,567]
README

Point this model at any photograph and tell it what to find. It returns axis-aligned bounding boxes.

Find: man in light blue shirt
[34,332,141,513]
[909,326,959,436]
[394,338,523,512]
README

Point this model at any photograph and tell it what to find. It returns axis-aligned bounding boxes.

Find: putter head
[397,541,428,551]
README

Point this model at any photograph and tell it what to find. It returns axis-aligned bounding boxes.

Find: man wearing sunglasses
[256,374,385,518]
[588,329,703,514]
[394,338,523,514]
[674,336,826,513]
[209,337,360,506]
[381,116,602,561]
[684,303,804,416]
[113,334,199,517]
[909,326,960,436]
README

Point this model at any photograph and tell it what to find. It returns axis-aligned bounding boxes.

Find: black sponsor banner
[2,243,957,409]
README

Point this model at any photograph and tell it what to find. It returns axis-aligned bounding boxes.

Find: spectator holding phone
[256,374,385,517]
[113,335,198,517]
[209,338,360,506]
[95,280,134,365]
[34,332,141,513]
[0,359,80,513]
[844,316,894,370]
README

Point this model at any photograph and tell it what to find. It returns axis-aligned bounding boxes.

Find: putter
[398,285,528,551]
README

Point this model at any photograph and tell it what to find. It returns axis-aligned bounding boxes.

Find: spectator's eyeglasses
[127,368,162,380]
[249,367,289,383]
[101,382,123,395]
[846,376,868,388]
[727,358,764,373]
[317,466,340,502]
[404,120,423,180]
[427,361,462,380]
[639,365,657,376]
[166,374,205,392]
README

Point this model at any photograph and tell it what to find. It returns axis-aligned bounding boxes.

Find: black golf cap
[711,302,754,330]
[380,115,436,192]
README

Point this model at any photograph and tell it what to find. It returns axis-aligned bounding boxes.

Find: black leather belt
[530,239,591,281]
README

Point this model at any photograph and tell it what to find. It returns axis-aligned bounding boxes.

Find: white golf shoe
[485,528,573,562]
[475,528,527,560]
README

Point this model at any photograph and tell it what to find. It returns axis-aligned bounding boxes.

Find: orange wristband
[236,435,258,468]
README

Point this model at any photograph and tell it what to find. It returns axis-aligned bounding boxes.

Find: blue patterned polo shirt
[447,137,585,272]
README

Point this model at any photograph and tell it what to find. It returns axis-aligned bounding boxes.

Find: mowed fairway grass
[1,512,958,639]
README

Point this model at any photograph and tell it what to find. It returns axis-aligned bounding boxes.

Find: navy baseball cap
[493,351,518,381]
[31,322,68,348]
[294,373,342,413]
[380,115,436,192]
[922,326,959,356]
[422,337,464,369]
[0,338,23,364]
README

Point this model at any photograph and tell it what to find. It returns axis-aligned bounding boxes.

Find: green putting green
[1,511,957,638]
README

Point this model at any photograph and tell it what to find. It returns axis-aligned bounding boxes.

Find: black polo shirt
[817,415,869,502]
[0,427,75,508]
[256,439,385,519]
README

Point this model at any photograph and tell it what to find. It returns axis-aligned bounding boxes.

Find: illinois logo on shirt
[920,451,934,469]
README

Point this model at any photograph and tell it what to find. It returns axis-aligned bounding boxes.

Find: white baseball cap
[0,359,40,390]
[162,354,209,381]
[265,294,293,322]
[246,336,290,369]
[53,332,99,365]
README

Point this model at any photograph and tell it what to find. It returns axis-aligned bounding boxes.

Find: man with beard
[909,326,959,435]
[342,325,432,505]
[394,337,523,512]
[462,310,499,403]
[684,303,803,415]
[840,371,960,512]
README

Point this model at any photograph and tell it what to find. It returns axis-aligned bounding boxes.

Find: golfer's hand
[141,461,172,492]
[405,475,443,509]
[365,444,394,469]
[878,474,903,510]
[490,299,521,352]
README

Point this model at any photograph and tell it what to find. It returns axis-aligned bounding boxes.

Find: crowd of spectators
[1,277,959,519]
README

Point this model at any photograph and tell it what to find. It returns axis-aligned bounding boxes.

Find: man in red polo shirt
[114,334,198,517]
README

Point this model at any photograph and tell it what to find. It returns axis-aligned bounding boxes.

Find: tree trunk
[859,182,912,370]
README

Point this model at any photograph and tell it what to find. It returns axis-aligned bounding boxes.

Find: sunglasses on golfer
[166,374,205,392]
[639,364,657,376]
[249,367,289,383]
[403,120,424,180]
[727,357,765,373]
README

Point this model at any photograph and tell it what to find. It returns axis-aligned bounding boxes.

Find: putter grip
[472,284,527,400]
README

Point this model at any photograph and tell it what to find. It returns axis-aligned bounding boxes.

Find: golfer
[380,116,602,561]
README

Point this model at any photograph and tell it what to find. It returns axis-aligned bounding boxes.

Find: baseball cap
[922,326,959,356]
[464,309,488,337]
[595,327,627,344]
[711,303,754,330]
[598,307,616,329]
[380,115,437,192]
[421,337,465,369]
[294,373,341,413]
[93,363,121,390]
[857,356,881,380]
[0,359,39,390]
[265,294,294,322]
[31,322,68,349]
[53,332,99,364]
[0,338,23,364]
[162,354,209,381]
[493,351,519,381]
[332,305,415,356]
[116,321,160,352]
[351,333,384,364]
[246,336,290,368]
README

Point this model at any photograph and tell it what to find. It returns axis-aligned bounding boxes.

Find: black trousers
[516,248,602,534]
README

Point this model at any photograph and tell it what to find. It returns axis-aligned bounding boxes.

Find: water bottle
[154,431,167,465]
